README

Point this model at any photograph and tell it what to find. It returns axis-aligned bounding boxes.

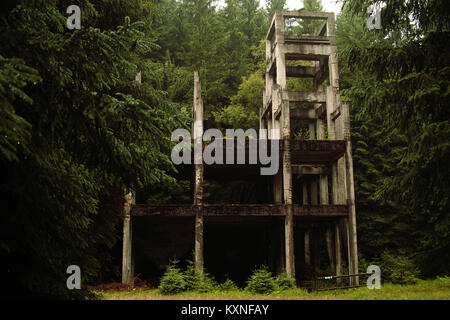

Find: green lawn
[99,278,450,300]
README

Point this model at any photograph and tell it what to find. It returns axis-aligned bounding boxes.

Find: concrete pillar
[344,218,355,284]
[311,179,318,205]
[122,190,135,285]
[325,228,335,274]
[308,121,315,140]
[302,181,308,205]
[273,12,295,279]
[335,221,343,285]
[342,101,359,285]
[304,230,311,265]
[325,86,336,141]
[312,230,320,274]
[193,71,204,274]
[317,113,329,206]
[335,115,347,205]
[274,171,283,203]
[319,174,329,205]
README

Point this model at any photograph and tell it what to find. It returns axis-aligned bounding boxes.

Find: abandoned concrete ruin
[122,10,359,287]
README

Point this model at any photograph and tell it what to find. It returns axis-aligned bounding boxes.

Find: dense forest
[0,0,448,299]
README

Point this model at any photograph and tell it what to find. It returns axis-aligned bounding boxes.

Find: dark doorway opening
[204,218,283,287]
[133,216,194,284]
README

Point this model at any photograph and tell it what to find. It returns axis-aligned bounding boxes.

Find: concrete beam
[315,21,328,36]
[266,56,276,75]
[331,104,341,121]
[284,43,331,60]
[290,107,317,120]
[286,65,318,78]
[292,165,326,176]
[284,35,330,44]
[281,10,332,20]
[284,91,326,103]
[131,204,349,217]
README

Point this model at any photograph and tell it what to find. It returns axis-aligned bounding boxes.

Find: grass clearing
[98,278,450,300]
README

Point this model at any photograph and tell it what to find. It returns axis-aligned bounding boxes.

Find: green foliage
[275,272,296,290]
[266,0,286,20]
[436,276,450,286]
[338,0,450,278]
[150,0,267,106]
[245,268,296,294]
[214,105,259,130]
[183,259,218,293]
[0,55,41,162]
[159,259,219,294]
[245,267,277,294]
[158,260,187,295]
[213,72,263,129]
[182,260,201,292]
[195,274,218,293]
[103,279,450,300]
[0,0,186,299]
[285,0,324,36]
[1,0,449,300]
[218,279,239,291]
[380,253,420,285]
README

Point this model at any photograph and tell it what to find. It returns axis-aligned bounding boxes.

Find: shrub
[183,260,202,291]
[195,274,218,293]
[158,260,186,295]
[436,276,450,286]
[219,279,238,291]
[183,259,218,293]
[275,272,296,290]
[245,267,276,294]
[381,252,420,285]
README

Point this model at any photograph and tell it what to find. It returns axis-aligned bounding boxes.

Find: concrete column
[302,181,308,204]
[304,230,311,265]
[273,12,295,279]
[274,170,283,203]
[342,101,359,285]
[193,71,204,274]
[344,218,355,284]
[319,174,329,205]
[311,179,318,205]
[325,85,336,139]
[331,163,339,204]
[325,228,336,275]
[316,107,329,206]
[335,114,347,205]
[335,221,343,285]
[122,190,135,285]
[312,230,320,274]
[308,121,316,140]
